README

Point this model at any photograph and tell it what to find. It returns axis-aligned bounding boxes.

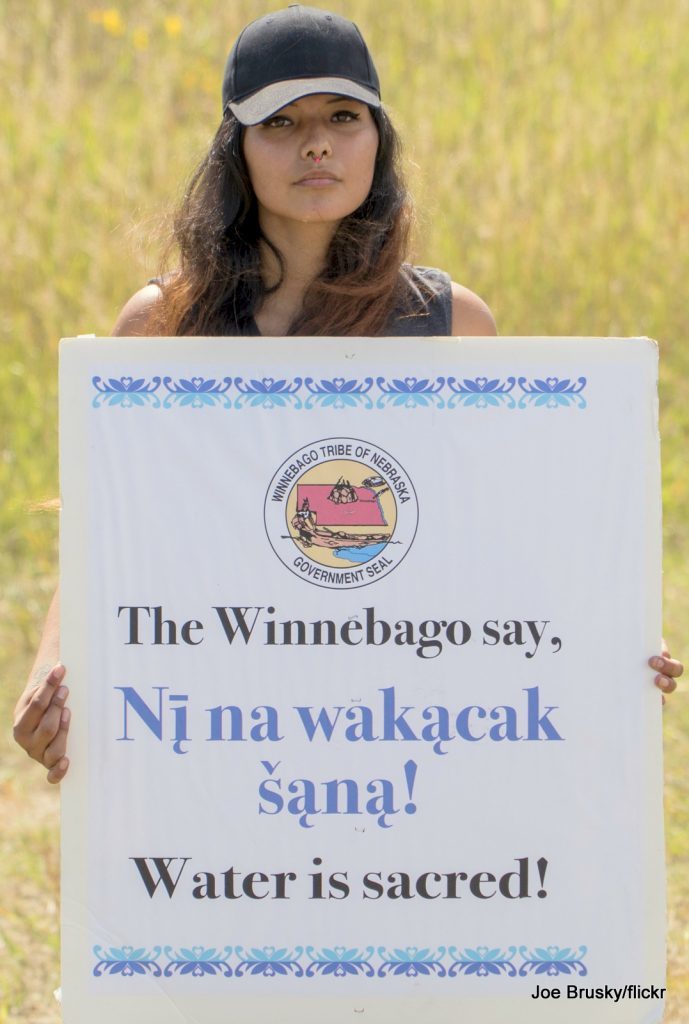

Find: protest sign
[60,336,664,1023]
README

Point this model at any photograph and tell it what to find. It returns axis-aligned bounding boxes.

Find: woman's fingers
[14,666,70,761]
[47,756,70,785]
[43,707,71,769]
[649,653,683,696]
[25,697,67,760]
[653,673,679,695]
[14,664,66,738]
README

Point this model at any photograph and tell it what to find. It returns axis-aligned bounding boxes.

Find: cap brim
[228,77,381,126]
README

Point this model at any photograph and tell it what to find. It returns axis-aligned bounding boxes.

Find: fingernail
[61,707,71,726]
[651,657,664,670]
[53,664,66,682]
[56,686,68,701]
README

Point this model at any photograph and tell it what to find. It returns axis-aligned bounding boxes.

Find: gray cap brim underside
[228,77,381,125]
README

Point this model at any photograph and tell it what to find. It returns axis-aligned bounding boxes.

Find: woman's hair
[152,106,415,336]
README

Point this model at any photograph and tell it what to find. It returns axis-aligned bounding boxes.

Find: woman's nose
[300,127,333,162]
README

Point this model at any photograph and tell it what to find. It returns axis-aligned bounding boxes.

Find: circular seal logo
[264,437,418,589]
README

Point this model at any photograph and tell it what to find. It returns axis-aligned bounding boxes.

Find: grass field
[1,0,687,1019]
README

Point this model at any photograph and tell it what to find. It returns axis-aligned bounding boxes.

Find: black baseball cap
[222,5,381,126]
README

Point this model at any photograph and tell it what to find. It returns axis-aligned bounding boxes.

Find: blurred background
[1,0,687,1019]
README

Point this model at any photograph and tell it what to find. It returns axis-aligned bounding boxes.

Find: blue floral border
[93,943,587,979]
[91,375,587,409]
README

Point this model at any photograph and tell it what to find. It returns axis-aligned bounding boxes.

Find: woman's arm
[450,282,498,336]
[13,588,70,784]
[13,283,682,782]
[111,283,163,335]
[13,285,164,783]
[447,283,684,697]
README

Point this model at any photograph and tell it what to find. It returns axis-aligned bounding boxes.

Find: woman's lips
[294,172,340,186]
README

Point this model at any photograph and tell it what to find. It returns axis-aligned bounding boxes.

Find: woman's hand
[649,641,683,704]
[13,662,71,783]
[14,587,68,783]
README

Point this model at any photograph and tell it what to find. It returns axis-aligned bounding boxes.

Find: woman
[13,5,682,782]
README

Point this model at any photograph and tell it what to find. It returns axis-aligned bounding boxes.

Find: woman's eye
[332,110,360,123]
[262,116,291,128]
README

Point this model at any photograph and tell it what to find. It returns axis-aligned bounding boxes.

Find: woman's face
[242,93,379,234]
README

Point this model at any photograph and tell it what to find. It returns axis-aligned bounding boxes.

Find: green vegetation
[1,0,687,1018]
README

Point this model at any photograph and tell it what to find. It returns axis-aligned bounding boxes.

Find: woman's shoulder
[111,281,164,337]
[402,265,497,337]
[449,281,497,337]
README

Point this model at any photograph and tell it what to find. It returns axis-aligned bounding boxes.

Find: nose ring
[308,149,327,163]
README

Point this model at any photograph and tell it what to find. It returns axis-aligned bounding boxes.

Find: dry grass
[1,0,688,1019]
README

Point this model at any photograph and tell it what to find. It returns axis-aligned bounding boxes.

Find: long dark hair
[153,105,416,336]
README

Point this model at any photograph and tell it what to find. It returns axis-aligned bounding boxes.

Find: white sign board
[60,337,665,1023]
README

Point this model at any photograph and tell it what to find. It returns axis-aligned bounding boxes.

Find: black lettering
[362,872,384,899]
[213,606,263,644]
[469,871,496,898]
[243,871,270,899]
[416,872,442,899]
[118,605,150,645]
[130,856,190,898]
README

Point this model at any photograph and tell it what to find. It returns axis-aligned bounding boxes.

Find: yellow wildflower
[164,15,183,38]
[132,27,149,50]
[102,9,125,36]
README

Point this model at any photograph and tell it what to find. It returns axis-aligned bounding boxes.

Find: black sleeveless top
[385,265,452,336]
[148,264,453,336]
